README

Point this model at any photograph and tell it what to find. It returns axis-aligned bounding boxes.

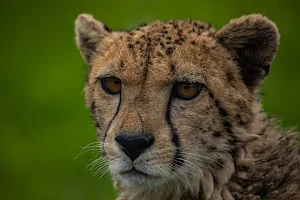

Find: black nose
[115,133,154,161]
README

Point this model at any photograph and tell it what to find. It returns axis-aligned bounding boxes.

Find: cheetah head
[75,14,279,199]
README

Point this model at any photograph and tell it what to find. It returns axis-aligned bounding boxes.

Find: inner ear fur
[75,14,111,64]
[216,14,280,88]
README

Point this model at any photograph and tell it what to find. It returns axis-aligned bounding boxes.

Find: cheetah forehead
[91,20,221,87]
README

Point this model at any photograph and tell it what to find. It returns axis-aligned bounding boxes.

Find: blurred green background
[0,0,299,199]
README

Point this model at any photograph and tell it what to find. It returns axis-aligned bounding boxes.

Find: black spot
[259,128,266,135]
[79,33,89,43]
[179,106,186,111]
[223,121,232,127]
[135,41,140,45]
[166,47,174,55]
[191,40,196,45]
[227,72,235,82]
[177,29,182,36]
[239,121,246,126]
[170,64,175,73]
[91,101,96,113]
[209,92,214,98]
[95,122,100,128]
[157,52,164,57]
[213,175,219,185]
[213,131,222,137]
[215,100,220,107]
[209,146,217,151]
[166,36,171,40]
[226,128,233,134]
[218,107,228,117]
[200,139,207,145]
[138,23,147,27]
[120,60,125,70]
[103,24,112,32]
[256,187,267,198]
[175,39,180,45]
[128,43,134,49]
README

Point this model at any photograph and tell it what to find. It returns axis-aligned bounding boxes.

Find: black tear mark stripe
[91,101,96,114]
[165,93,183,169]
[103,93,122,143]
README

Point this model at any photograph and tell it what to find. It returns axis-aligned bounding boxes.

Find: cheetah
[75,14,300,200]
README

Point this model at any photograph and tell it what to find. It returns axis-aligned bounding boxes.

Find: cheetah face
[75,14,279,191]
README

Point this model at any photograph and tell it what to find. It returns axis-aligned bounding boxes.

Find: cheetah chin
[75,13,300,200]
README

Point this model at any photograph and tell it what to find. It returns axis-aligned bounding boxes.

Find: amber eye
[173,82,203,100]
[100,77,122,94]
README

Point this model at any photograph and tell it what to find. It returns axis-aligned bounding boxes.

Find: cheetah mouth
[120,167,160,179]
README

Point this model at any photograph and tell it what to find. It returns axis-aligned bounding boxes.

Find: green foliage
[0,0,299,199]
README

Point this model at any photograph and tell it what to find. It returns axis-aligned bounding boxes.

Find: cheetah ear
[75,14,111,64]
[216,14,280,88]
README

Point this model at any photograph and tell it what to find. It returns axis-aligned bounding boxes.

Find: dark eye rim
[100,76,122,95]
[173,81,203,100]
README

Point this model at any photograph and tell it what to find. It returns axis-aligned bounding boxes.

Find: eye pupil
[100,76,122,95]
[114,80,119,84]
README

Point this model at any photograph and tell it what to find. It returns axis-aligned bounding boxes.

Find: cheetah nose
[115,133,154,161]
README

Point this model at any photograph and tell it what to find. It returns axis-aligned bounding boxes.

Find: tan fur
[75,14,300,200]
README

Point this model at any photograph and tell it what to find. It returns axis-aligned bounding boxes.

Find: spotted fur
[75,14,300,200]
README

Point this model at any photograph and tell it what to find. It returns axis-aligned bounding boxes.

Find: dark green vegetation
[0,0,299,199]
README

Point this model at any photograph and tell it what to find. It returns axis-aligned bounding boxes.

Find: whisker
[98,168,110,179]
[74,142,103,160]
[85,157,107,171]
[180,150,225,168]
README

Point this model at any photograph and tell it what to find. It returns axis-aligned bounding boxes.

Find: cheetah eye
[100,76,122,95]
[173,82,203,100]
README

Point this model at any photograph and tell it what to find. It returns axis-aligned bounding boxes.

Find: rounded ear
[216,14,280,88]
[75,14,111,64]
